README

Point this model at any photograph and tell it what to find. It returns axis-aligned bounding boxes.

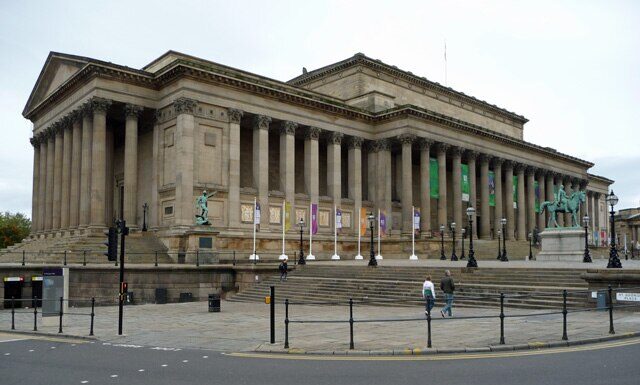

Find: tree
[0,212,31,249]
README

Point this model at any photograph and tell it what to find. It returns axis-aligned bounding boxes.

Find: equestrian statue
[540,185,586,228]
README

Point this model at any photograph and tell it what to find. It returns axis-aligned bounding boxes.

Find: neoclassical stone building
[23,51,613,256]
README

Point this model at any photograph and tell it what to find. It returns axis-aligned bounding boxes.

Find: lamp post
[466,207,477,268]
[606,191,621,268]
[496,229,502,260]
[450,222,458,261]
[460,228,466,260]
[368,213,377,267]
[583,215,592,263]
[440,224,446,260]
[528,232,533,261]
[500,218,508,262]
[142,203,148,232]
[297,218,305,265]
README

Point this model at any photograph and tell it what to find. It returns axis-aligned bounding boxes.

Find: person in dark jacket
[440,270,455,317]
[279,259,288,282]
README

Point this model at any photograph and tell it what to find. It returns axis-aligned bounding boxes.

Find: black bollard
[284,299,290,349]
[22,251,25,266]
[33,297,38,331]
[499,293,505,345]
[562,290,568,341]
[11,297,15,330]
[58,296,64,333]
[155,251,158,267]
[90,298,95,336]
[427,309,432,348]
[270,286,275,344]
[349,298,354,350]
[64,251,67,266]
[196,250,200,267]
[608,285,615,335]
[83,251,87,266]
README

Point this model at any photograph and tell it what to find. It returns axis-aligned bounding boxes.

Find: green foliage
[0,212,31,249]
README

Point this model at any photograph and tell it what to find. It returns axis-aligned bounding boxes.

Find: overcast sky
[1,0,638,218]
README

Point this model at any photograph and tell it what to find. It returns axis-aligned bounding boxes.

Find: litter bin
[179,292,193,302]
[208,294,220,312]
[155,288,168,304]
[596,291,608,310]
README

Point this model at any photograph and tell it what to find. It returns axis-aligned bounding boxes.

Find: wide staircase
[0,232,172,264]
[229,264,594,310]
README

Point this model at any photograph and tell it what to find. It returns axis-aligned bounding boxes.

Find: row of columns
[30,97,143,235]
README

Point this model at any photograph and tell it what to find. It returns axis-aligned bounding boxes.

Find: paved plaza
[1,298,639,353]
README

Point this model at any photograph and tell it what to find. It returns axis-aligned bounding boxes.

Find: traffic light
[103,227,118,262]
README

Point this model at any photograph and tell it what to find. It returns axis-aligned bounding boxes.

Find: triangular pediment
[23,52,90,118]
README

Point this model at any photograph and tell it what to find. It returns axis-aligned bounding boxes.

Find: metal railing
[5,296,96,336]
[281,285,640,349]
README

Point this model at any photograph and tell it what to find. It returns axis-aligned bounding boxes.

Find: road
[1,333,639,385]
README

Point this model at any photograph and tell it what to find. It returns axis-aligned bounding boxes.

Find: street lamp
[500,218,508,262]
[297,218,306,265]
[368,213,377,267]
[528,232,533,261]
[450,222,458,261]
[606,191,621,268]
[440,224,446,260]
[496,228,502,260]
[142,202,148,232]
[583,215,592,263]
[460,227,466,260]
[466,207,477,268]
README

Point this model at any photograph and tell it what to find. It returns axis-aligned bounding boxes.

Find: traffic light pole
[117,220,128,336]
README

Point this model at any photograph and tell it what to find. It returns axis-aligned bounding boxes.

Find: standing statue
[540,190,586,228]
[195,190,217,225]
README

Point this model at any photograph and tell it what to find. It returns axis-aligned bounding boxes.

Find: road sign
[616,292,640,302]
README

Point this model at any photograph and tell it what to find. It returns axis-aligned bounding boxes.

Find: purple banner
[379,210,387,237]
[311,204,318,235]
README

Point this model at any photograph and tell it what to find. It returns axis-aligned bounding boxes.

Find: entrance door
[31,277,43,307]
[3,277,23,309]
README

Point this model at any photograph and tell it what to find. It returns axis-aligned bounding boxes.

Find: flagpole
[279,199,287,260]
[332,205,340,260]
[355,208,363,260]
[250,197,259,261]
[307,202,315,260]
[410,206,418,260]
[376,208,382,260]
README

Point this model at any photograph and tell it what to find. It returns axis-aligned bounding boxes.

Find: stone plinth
[537,228,585,262]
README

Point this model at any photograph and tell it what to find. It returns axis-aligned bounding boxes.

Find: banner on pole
[461,164,470,202]
[413,208,420,233]
[430,158,439,198]
[513,176,518,209]
[284,201,291,231]
[534,181,540,213]
[254,202,261,224]
[336,208,342,229]
[489,171,496,207]
[311,204,318,235]
[379,210,387,238]
[360,208,367,235]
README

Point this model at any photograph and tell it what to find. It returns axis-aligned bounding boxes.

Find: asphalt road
[1,334,639,385]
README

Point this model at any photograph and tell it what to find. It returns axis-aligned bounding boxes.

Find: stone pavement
[1,299,639,353]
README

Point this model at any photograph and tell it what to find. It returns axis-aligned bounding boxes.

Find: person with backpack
[440,270,455,317]
[422,275,436,315]
[279,258,288,282]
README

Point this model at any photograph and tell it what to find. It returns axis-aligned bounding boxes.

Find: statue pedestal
[537,228,585,262]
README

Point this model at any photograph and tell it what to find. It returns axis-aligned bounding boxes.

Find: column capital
[536,168,548,178]
[228,108,243,124]
[562,175,572,184]
[59,115,72,131]
[570,177,581,187]
[436,142,449,154]
[371,138,390,152]
[397,133,416,145]
[503,160,514,171]
[491,156,504,167]
[253,115,271,130]
[173,97,198,115]
[327,131,344,144]
[348,136,364,149]
[281,121,298,135]
[305,127,321,140]
[465,150,478,161]
[449,146,463,157]
[514,162,526,173]
[69,109,83,123]
[593,192,601,199]
[81,101,93,118]
[478,153,490,164]
[580,179,589,189]
[417,138,433,150]
[125,104,144,118]
[525,165,537,175]
[51,121,63,136]
[30,136,41,148]
[90,97,112,113]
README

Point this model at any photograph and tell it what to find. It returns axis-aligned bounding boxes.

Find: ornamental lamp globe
[606,191,618,207]
[466,207,475,218]
[583,215,590,227]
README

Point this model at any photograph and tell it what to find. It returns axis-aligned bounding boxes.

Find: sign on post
[616,292,640,302]
[42,267,68,317]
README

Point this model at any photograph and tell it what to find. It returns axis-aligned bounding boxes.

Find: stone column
[593,193,600,238]
[124,104,143,229]
[418,139,432,234]
[45,128,55,232]
[60,120,72,230]
[451,146,463,230]
[516,164,526,240]
[589,191,596,238]
[79,105,93,227]
[537,170,546,231]
[526,166,536,235]
[376,139,392,220]
[69,113,82,229]
[437,143,448,228]
[253,115,271,229]
[479,154,490,239]
[38,135,47,233]
[90,98,111,228]
[30,138,40,234]
[367,141,377,210]
[467,151,477,238]
[150,111,161,229]
[52,123,63,231]
[562,176,572,226]
[545,172,555,228]
[327,131,343,206]
[304,127,321,203]
[493,158,504,239]
[227,109,243,228]
[504,161,515,240]
[399,134,415,233]
[280,121,297,229]
[173,97,197,227]
[348,137,363,233]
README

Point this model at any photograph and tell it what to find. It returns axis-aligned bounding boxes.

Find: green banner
[461,164,470,202]
[489,171,496,207]
[534,181,540,213]
[513,175,518,209]
[429,158,439,199]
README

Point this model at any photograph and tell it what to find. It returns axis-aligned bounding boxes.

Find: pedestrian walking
[279,258,288,282]
[422,275,436,315]
[440,270,455,317]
